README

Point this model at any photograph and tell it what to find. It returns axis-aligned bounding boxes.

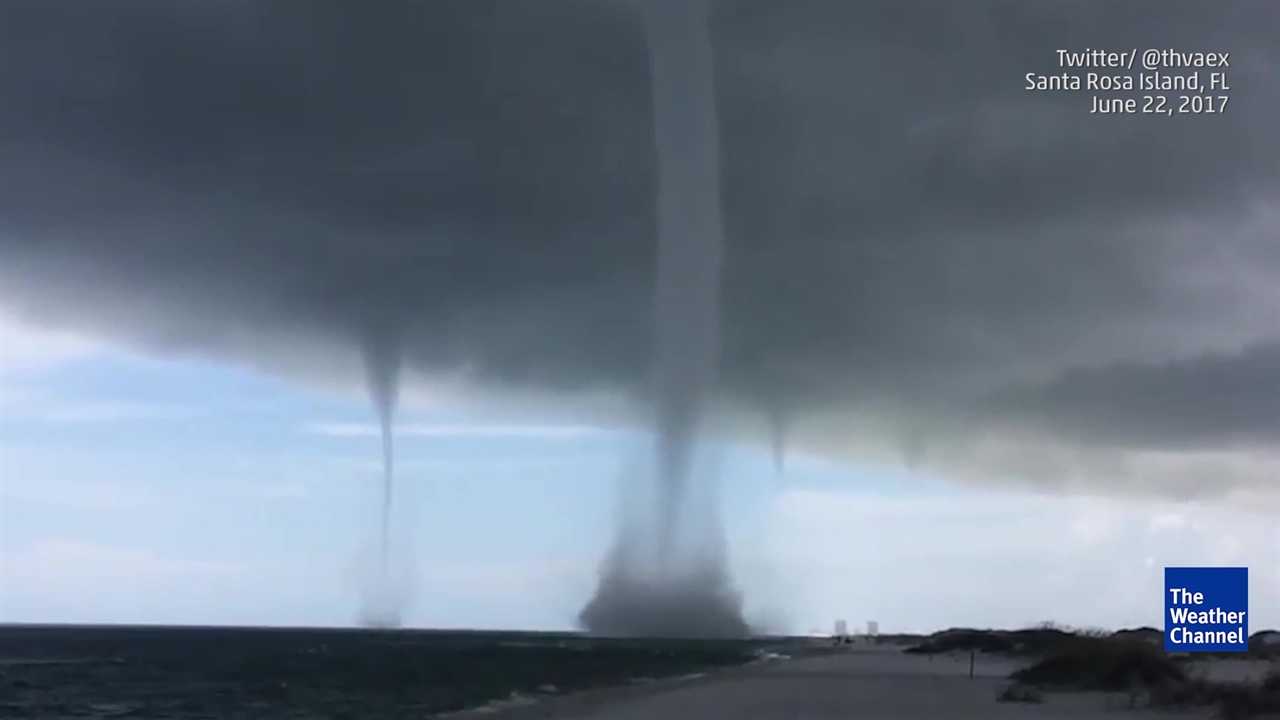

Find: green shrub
[1010,637,1184,691]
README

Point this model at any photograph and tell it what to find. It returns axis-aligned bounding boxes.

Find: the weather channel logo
[1165,567,1248,652]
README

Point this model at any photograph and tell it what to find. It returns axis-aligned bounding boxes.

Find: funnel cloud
[361,328,403,628]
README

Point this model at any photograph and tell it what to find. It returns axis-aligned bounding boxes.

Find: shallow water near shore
[0,624,767,719]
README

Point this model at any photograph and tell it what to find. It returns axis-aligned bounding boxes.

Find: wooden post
[969,650,975,679]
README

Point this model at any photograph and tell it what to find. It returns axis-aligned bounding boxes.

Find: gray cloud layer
[2,1,1278,497]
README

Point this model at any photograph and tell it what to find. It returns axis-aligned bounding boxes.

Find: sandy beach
[475,646,1223,719]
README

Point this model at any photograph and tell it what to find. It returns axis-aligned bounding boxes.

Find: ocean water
[0,625,765,718]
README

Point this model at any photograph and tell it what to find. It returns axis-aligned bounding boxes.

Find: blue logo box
[1164,567,1248,653]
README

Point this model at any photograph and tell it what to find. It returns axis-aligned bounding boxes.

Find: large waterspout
[580,0,747,637]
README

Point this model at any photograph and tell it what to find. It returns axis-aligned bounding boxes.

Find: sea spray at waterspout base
[579,0,747,638]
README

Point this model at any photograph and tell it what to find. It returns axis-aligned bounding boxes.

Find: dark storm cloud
[2,0,1279,494]
[984,342,1280,451]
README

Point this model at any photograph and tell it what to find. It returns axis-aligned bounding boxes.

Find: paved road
[482,647,1212,719]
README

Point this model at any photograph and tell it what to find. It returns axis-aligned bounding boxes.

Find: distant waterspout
[361,328,403,628]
